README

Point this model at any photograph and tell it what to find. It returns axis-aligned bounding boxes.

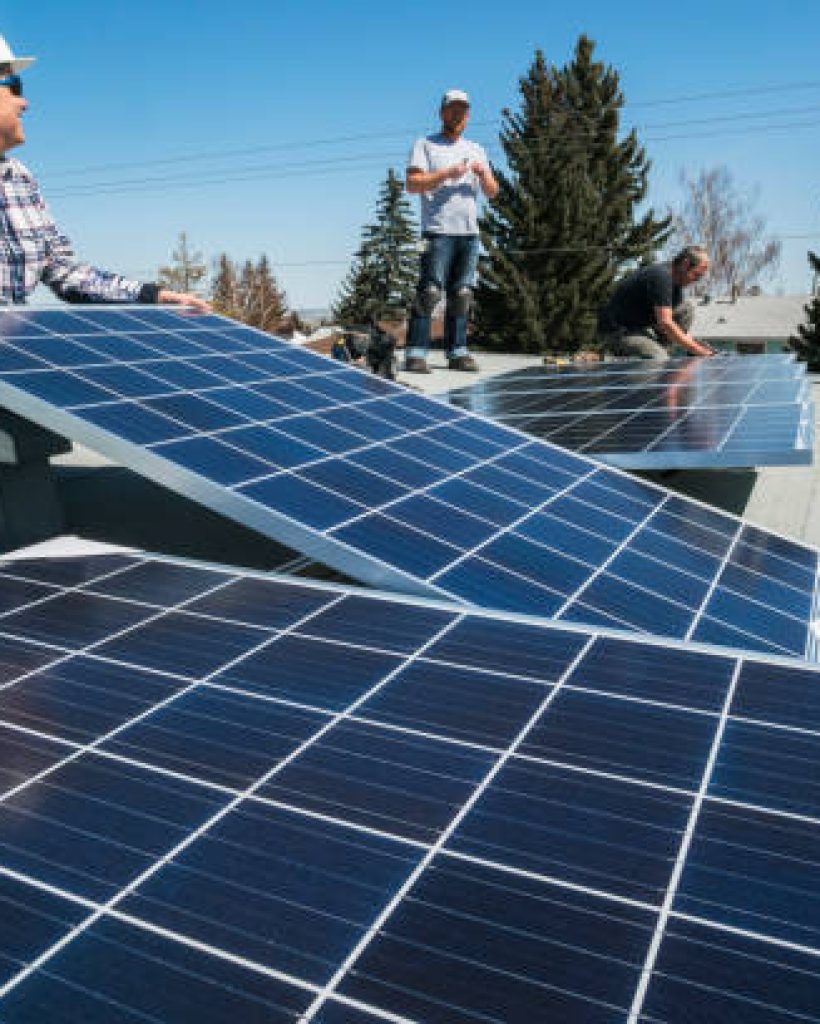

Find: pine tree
[790,252,820,370]
[476,37,671,354]
[249,254,288,333]
[158,232,207,295]
[209,253,288,333]
[334,245,384,325]
[211,253,239,317]
[333,168,418,324]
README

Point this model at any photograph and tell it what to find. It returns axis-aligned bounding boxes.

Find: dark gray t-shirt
[600,264,682,330]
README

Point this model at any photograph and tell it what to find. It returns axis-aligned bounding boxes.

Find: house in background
[692,294,809,354]
[293,296,813,359]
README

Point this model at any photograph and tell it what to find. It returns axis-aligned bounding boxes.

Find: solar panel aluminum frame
[152,543,820,666]
[458,401,815,472]
[30,542,820,672]
[2,547,820,1020]
[474,351,800,384]
[603,406,814,470]
[0,307,818,663]
[563,393,815,470]
[445,356,815,471]
[0,366,458,605]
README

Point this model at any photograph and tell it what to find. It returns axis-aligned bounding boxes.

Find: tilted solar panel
[0,550,818,1021]
[444,355,815,469]
[0,307,817,660]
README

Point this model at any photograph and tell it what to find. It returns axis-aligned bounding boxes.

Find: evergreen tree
[158,232,207,295]
[334,244,384,325]
[333,168,418,324]
[790,251,820,370]
[249,254,288,333]
[476,37,671,354]
[209,253,288,333]
[211,253,239,317]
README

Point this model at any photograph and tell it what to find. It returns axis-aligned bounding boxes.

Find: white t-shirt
[407,133,488,236]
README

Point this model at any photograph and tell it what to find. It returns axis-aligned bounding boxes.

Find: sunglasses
[0,75,22,97]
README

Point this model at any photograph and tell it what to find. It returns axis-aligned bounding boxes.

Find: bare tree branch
[158,231,207,294]
[668,166,781,296]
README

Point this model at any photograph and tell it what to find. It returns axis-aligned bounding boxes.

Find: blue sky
[6,0,819,309]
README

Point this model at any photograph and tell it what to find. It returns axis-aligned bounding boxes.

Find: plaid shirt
[0,157,146,304]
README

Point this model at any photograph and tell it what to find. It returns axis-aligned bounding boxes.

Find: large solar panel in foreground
[444,355,814,469]
[0,307,818,661]
[0,549,819,1021]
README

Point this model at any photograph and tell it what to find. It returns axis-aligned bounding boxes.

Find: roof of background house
[693,294,810,339]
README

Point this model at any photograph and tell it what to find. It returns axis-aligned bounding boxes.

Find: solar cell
[0,550,818,1021]
[444,355,815,469]
[0,307,817,660]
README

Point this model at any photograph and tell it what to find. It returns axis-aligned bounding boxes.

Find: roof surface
[692,294,809,339]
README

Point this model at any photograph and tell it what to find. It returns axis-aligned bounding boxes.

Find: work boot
[448,354,479,372]
[404,356,431,374]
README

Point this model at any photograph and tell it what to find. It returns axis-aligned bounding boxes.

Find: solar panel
[443,355,815,469]
[0,307,817,661]
[0,548,818,1021]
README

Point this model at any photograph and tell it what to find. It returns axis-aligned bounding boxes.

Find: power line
[48,149,404,195]
[634,117,820,144]
[43,102,820,199]
[118,233,820,276]
[280,233,817,265]
[46,115,820,201]
[643,102,820,128]
[42,80,820,181]
[47,160,396,199]
[626,79,820,107]
[496,106,820,151]
[44,129,419,179]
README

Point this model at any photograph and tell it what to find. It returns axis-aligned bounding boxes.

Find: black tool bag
[364,326,397,380]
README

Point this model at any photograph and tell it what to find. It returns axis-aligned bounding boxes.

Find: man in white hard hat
[404,89,497,373]
[0,34,209,310]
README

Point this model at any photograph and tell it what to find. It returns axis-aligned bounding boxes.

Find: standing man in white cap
[0,33,208,310]
[404,89,497,373]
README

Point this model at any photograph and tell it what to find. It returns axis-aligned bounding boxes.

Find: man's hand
[470,161,499,198]
[655,306,714,358]
[407,158,497,195]
[406,163,467,193]
[688,340,716,358]
[446,160,470,181]
[158,289,212,314]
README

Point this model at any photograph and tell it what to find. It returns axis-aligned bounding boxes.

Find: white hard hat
[0,34,35,73]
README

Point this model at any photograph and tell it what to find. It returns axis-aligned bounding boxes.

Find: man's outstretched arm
[655,306,715,357]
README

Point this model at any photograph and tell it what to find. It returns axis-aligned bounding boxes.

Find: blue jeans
[406,234,479,360]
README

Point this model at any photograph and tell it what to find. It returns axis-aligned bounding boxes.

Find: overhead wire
[624,78,820,107]
[46,112,820,201]
[41,77,818,282]
[46,113,818,196]
[43,78,820,181]
[115,232,820,277]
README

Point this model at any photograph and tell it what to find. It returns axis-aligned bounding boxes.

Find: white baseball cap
[441,89,470,107]
[0,34,35,73]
